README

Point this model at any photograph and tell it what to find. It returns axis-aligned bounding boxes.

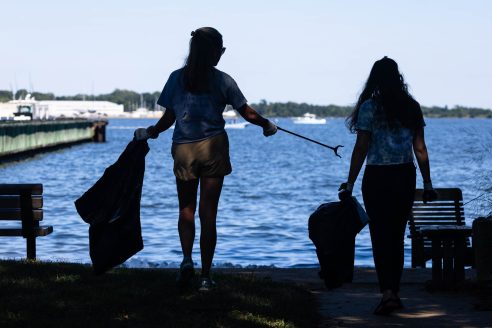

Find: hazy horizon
[4,88,492,110]
[1,1,491,108]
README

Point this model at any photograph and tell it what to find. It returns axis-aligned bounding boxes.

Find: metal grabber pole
[276,126,343,158]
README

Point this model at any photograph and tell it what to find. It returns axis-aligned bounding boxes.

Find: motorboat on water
[292,112,326,124]
[223,109,238,119]
[225,121,249,129]
[223,109,250,129]
[168,110,250,130]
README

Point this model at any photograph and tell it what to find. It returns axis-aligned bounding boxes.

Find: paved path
[225,267,492,328]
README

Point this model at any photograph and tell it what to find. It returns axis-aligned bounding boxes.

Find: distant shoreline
[251,101,492,119]
[2,89,491,118]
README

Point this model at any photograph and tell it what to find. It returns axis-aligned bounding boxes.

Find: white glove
[134,128,150,141]
[263,121,277,137]
[134,125,158,141]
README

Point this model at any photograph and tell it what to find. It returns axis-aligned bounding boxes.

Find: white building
[38,100,125,118]
[0,95,125,120]
[0,103,18,120]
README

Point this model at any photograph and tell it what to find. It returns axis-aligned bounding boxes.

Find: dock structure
[0,120,107,162]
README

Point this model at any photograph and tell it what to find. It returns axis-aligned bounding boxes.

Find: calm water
[1,118,491,268]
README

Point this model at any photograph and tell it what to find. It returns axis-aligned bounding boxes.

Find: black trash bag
[308,196,369,289]
[75,139,149,274]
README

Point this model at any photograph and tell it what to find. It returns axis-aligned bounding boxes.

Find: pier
[0,120,107,162]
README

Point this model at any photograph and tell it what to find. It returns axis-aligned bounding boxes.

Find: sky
[1,0,491,108]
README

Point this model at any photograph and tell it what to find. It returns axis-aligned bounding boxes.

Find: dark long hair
[183,27,223,93]
[347,56,421,133]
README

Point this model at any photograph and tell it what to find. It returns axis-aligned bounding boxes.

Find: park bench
[0,184,53,259]
[408,188,473,269]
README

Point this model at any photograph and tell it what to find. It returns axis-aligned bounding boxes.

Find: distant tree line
[0,90,14,102]
[1,89,160,112]
[420,105,492,118]
[1,89,491,117]
[250,100,492,118]
[250,100,353,117]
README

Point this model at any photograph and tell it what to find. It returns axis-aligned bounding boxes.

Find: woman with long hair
[339,57,437,314]
[135,27,277,291]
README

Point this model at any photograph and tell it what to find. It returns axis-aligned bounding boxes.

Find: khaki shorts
[171,133,232,181]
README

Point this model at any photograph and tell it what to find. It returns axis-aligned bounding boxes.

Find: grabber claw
[333,145,343,158]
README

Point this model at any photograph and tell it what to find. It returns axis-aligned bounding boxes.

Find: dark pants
[362,163,416,293]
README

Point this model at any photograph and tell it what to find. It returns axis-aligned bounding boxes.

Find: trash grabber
[276,126,343,158]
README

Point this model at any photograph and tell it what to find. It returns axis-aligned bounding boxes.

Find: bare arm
[413,127,431,183]
[236,104,269,128]
[149,108,176,137]
[347,131,371,184]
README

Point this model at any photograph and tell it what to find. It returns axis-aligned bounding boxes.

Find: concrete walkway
[228,267,492,328]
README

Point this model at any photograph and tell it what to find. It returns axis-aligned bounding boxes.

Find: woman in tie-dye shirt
[338,57,437,315]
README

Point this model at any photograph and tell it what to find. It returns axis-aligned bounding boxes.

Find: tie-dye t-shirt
[157,68,247,144]
[356,99,425,165]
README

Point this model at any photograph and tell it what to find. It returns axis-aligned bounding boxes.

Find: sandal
[373,297,403,315]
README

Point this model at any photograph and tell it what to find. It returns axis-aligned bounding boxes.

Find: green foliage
[32,92,55,100]
[14,89,29,100]
[88,90,161,112]
[251,100,353,117]
[60,90,161,112]
[14,89,55,100]
[0,90,13,102]
[96,89,141,111]
[5,89,160,112]
[421,106,492,118]
[55,93,87,101]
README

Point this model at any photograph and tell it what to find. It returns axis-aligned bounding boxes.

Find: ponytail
[183,27,223,93]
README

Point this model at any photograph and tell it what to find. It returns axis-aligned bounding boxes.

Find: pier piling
[0,119,108,163]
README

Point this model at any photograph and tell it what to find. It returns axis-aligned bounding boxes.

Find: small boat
[225,121,249,129]
[292,113,326,124]
[223,109,249,129]
[223,109,238,119]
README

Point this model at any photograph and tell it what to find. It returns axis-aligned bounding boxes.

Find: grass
[0,260,318,328]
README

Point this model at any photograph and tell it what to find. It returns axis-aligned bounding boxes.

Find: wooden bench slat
[413,211,463,216]
[413,212,463,217]
[413,202,463,207]
[413,217,465,222]
[414,216,464,225]
[412,220,465,224]
[408,188,473,268]
[412,221,463,225]
[413,207,463,212]
[0,209,43,220]
[0,184,43,195]
[413,223,465,227]
[413,218,465,222]
[0,196,43,209]
[0,183,52,260]
[409,235,471,244]
[413,214,464,218]
[413,217,464,221]
[0,226,53,237]
[421,238,471,246]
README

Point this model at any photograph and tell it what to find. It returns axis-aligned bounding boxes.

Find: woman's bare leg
[198,177,224,277]
[176,178,199,258]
